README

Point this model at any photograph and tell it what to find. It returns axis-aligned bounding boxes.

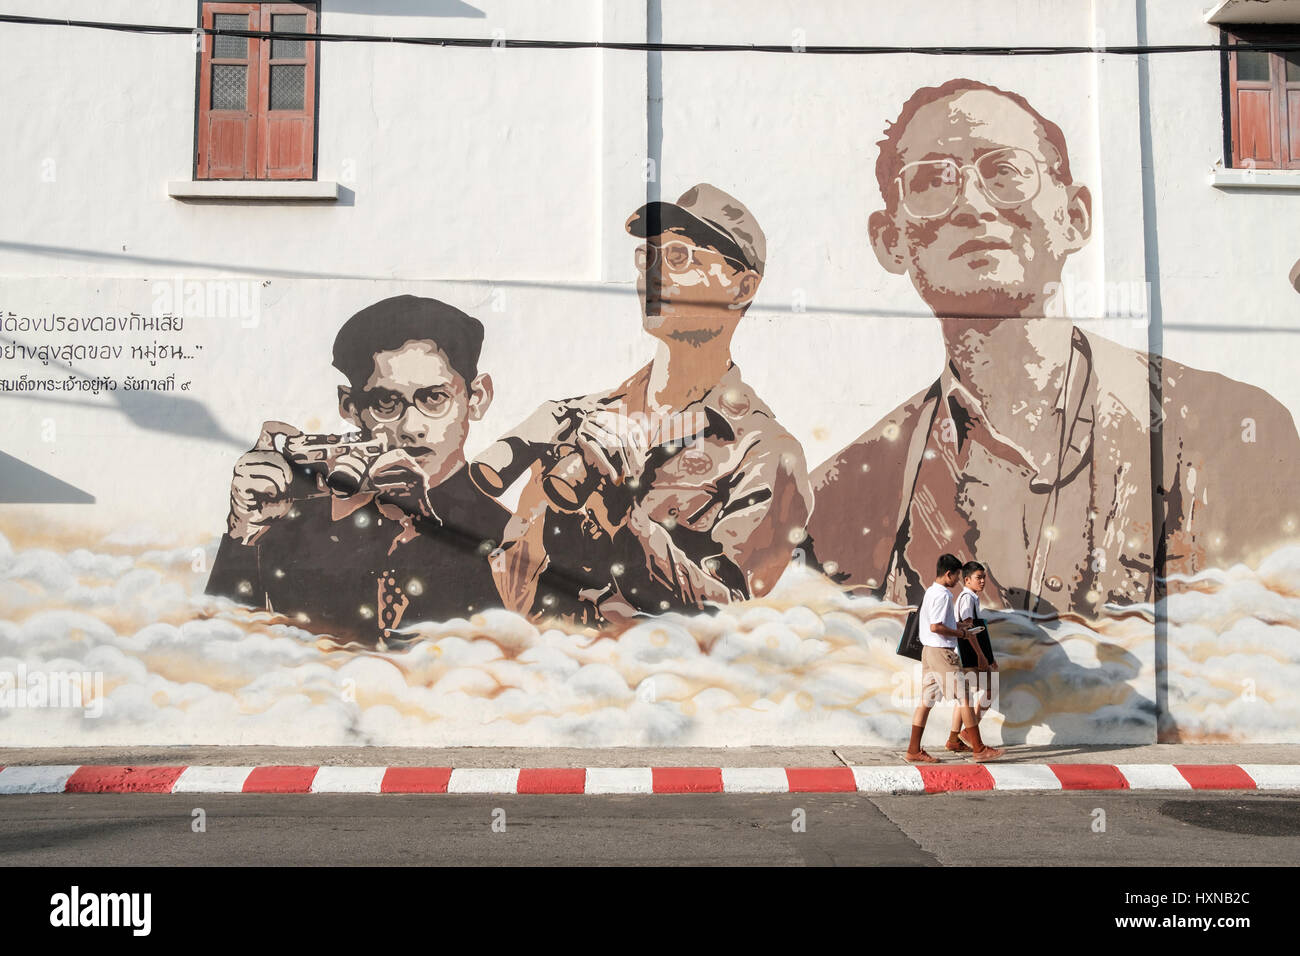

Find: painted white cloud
[0,526,1295,745]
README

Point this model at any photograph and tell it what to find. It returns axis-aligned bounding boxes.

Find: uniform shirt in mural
[807,327,1300,617]
[206,465,507,643]
[495,361,813,627]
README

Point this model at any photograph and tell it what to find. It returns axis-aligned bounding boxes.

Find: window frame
[1222,27,1300,170]
[193,0,321,182]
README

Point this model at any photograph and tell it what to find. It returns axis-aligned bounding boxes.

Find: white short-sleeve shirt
[919,582,957,648]
[956,586,980,623]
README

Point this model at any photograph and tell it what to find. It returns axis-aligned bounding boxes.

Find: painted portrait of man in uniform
[473,184,812,629]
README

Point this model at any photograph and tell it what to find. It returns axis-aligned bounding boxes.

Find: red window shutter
[256,3,318,179]
[1230,41,1281,169]
[1237,89,1279,165]
[1284,54,1300,168]
[197,3,260,179]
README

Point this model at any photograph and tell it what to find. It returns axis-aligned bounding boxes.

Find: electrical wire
[2,12,1300,55]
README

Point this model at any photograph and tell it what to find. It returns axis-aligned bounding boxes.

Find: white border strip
[1240,764,1300,790]
[447,768,521,794]
[0,765,81,794]
[1117,764,1194,790]
[852,766,926,793]
[984,764,1064,791]
[585,767,653,795]
[311,766,388,794]
[172,766,256,793]
[721,767,790,793]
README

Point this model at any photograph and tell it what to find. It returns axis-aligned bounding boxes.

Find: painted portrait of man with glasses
[805,78,1300,618]
[206,295,508,645]
[473,183,812,629]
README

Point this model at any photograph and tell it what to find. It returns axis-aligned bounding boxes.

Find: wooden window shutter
[1284,50,1300,168]
[1230,38,1281,169]
[256,3,318,179]
[197,2,260,179]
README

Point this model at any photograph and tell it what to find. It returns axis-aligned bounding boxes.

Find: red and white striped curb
[0,764,1298,795]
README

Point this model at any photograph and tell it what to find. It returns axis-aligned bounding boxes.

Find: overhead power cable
[2,12,1300,56]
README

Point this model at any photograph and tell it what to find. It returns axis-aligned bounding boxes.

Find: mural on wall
[204,296,507,646]
[805,78,1300,621]
[472,184,812,631]
[202,186,814,643]
[3,74,1298,748]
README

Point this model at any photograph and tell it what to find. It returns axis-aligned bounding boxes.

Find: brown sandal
[904,749,939,763]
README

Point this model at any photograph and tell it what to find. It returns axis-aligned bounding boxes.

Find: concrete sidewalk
[3,743,1300,767]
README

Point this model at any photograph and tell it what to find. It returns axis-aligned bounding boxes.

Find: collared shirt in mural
[206,465,507,644]
[806,327,1300,618]
[495,361,813,627]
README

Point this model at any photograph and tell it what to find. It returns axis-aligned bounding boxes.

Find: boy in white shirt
[947,561,997,751]
[906,554,1005,763]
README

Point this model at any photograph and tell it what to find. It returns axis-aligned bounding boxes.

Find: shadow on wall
[0,451,94,503]
[0,383,246,503]
[325,1,486,19]
[1,383,245,450]
[992,616,1156,746]
[111,390,246,448]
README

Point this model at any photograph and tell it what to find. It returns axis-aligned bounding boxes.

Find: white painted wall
[0,0,608,281]
[0,0,1295,532]
[1,0,1295,529]
[1,1,1297,746]
[1144,0,1300,411]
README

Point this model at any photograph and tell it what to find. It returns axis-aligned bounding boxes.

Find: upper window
[1224,29,1300,170]
[196,2,319,180]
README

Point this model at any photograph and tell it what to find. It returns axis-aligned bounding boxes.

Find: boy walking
[906,554,1005,763]
[947,561,997,751]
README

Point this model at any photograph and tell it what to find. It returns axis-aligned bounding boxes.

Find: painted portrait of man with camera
[473,184,813,629]
[205,295,508,644]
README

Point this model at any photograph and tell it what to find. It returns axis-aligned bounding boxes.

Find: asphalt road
[2,792,1298,866]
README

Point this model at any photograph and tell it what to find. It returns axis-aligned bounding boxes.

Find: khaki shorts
[921,646,971,705]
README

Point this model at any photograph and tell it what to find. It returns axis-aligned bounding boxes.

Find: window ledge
[1209,168,1300,189]
[1206,0,1300,24]
[168,180,340,202]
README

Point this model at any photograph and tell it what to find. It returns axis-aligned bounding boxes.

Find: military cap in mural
[473,184,812,629]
